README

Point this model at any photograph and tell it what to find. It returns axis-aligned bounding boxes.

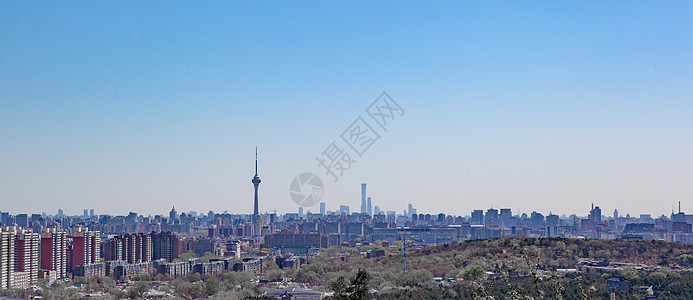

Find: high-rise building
[0,227,39,289]
[471,210,484,225]
[0,229,15,289]
[102,236,124,262]
[531,211,545,227]
[68,227,99,272]
[57,209,63,217]
[103,233,152,264]
[339,205,350,216]
[367,197,372,216]
[546,214,559,227]
[320,203,326,216]
[169,207,178,224]
[14,228,39,287]
[89,209,94,217]
[361,183,367,214]
[485,208,499,226]
[589,204,601,223]
[83,209,89,218]
[613,209,618,220]
[437,213,446,223]
[298,207,304,218]
[499,209,512,228]
[151,232,180,261]
[408,204,416,216]
[374,206,381,215]
[41,228,66,280]
[0,213,9,227]
[125,212,137,225]
[15,215,28,228]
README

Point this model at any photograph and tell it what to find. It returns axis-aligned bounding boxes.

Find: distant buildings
[408,203,416,217]
[367,197,372,217]
[5,177,693,291]
[264,232,329,255]
[471,210,483,225]
[361,183,367,214]
[500,209,512,227]
[169,207,178,224]
[589,204,602,223]
[485,209,498,226]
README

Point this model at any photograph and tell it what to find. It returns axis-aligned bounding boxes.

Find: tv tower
[252,147,261,218]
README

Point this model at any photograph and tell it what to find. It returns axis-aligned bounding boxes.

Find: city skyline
[2,199,687,222]
[2,2,692,216]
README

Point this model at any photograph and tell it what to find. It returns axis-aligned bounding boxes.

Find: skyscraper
[361,183,367,214]
[485,208,499,226]
[500,208,512,228]
[169,207,177,224]
[15,228,39,286]
[471,210,484,225]
[531,211,545,227]
[15,214,28,228]
[320,202,326,216]
[367,197,372,216]
[40,228,66,279]
[0,229,14,289]
[589,204,602,223]
[0,212,8,226]
[68,227,99,272]
[408,203,416,216]
[151,232,180,261]
[103,233,152,264]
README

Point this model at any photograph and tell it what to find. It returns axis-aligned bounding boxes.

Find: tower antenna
[252,147,262,218]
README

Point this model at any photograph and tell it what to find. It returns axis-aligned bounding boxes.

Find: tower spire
[251,147,263,234]
[252,147,262,217]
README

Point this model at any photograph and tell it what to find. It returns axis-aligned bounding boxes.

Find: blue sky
[1,1,692,217]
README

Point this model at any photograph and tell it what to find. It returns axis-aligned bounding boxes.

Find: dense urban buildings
[1,160,692,291]
[3,196,693,289]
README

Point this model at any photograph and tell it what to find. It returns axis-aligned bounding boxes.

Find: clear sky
[1,1,692,217]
